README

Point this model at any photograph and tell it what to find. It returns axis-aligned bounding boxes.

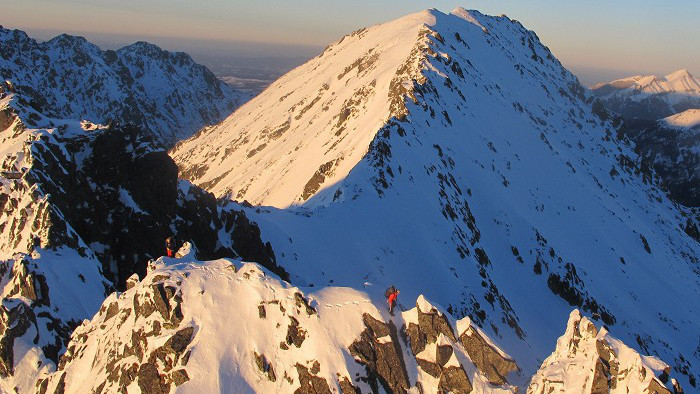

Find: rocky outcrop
[38,271,194,393]
[349,314,411,393]
[295,363,332,394]
[458,319,518,385]
[0,93,284,391]
[528,309,678,394]
[404,297,518,393]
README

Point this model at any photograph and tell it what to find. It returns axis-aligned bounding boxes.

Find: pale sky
[3,1,699,84]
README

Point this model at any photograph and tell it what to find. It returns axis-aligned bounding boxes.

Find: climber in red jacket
[165,236,177,258]
[386,286,399,316]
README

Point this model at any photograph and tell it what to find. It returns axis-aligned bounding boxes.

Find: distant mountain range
[592,70,700,207]
[591,69,700,120]
[0,27,246,147]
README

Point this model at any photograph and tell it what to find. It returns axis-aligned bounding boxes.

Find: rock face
[349,313,411,393]
[403,296,518,393]
[37,257,520,393]
[629,110,700,207]
[0,27,245,147]
[528,309,679,394]
[174,7,699,390]
[0,89,283,392]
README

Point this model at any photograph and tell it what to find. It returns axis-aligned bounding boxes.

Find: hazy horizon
[3,1,699,87]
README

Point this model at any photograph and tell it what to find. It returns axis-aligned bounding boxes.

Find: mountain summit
[173,8,699,389]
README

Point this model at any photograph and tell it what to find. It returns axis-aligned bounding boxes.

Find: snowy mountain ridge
[173,7,700,390]
[591,69,699,99]
[36,252,679,393]
[0,27,245,147]
[591,69,700,121]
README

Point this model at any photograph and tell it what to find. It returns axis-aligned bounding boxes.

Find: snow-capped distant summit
[0,27,246,147]
[174,7,699,390]
[592,70,700,206]
[591,68,700,119]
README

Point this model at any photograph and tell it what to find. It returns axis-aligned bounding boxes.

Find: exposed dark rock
[286,317,307,348]
[295,363,332,394]
[438,365,472,394]
[349,313,410,393]
[0,301,36,377]
[436,343,454,367]
[103,302,119,321]
[254,352,276,382]
[458,326,517,385]
[294,292,317,315]
[165,326,194,355]
[338,375,361,394]
[52,372,66,394]
[406,302,456,355]
[302,160,336,200]
[416,358,441,378]
[171,369,190,387]
[591,358,611,393]
[137,362,168,394]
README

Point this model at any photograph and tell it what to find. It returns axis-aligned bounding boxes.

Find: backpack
[385,286,395,298]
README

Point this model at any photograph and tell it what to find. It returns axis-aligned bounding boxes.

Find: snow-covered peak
[450,7,489,31]
[171,7,567,207]
[591,68,700,123]
[173,8,699,389]
[592,68,700,98]
[665,68,694,81]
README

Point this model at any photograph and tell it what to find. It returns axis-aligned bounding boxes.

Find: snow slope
[174,8,700,389]
[663,108,700,130]
[38,254,520,393]
[0,27,246,147]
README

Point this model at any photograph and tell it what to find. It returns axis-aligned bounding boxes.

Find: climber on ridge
[385,286,399,316]
[165,236,177,258]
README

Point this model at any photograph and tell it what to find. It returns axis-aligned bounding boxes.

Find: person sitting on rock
[385,286,399,316]
[165,236,177,258]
